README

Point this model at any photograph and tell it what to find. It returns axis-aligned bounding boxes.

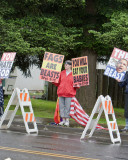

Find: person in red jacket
[53,60,79,126]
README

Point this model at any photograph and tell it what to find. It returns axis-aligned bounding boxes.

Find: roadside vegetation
[4,96,125,127]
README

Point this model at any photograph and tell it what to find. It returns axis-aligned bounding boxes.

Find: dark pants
[124,94,128,118]
[0,86,4,116]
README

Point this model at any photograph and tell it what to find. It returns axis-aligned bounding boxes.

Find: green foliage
[89,11,128,53]
[13,16,82,68]
[87,0,128,58]
[0,1,14,17]
[96,0,127,18]
[0,16,44,75]
[0,0,84,75]
[46,0,85,27]
[0,0,128,74]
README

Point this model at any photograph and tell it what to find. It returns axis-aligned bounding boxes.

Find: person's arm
[52,81,60,87]
[74,86,80,90]
[52,74,61,87]
[117,72,128,87]
[0,79,3,84]
[118,80,126,87]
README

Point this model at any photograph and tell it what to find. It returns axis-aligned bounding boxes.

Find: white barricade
[81,95,121,144]
[0,88,38,134]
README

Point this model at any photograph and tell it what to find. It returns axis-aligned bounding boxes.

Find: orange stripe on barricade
[99,103,102,108]
[105,100,114,114]
[112,106,114,113]
[25,113,28,122]
[109,101,114,114]
[110,122,116,130]
[25,113,35,122]
[24,93,30,101]
[108,101,111,114]
[24,93,27,101]
[113,123,116,129]
[105,101,107,112]
[20,92,30,102]
[30,113,33,122]
[20,93,23,101]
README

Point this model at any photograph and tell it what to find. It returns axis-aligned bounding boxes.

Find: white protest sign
[0,52,16,78]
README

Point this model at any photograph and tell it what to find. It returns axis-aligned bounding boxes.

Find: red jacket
[53,70,78,97]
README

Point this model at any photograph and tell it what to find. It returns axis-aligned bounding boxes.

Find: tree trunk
[76,0,98,109]
[76,49,97,109]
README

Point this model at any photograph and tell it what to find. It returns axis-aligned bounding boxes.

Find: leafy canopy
[0,0,128,74]
[0,0,84,75]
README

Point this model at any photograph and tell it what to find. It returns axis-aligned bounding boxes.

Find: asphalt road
[0,122,128,160]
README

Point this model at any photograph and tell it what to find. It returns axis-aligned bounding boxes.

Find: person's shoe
[64,118,69,127]
[120,128,128,132]
[59,121,65,126]
[64,121,69,127]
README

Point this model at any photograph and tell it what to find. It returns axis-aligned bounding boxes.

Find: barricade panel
[25,113,35,122]
[81,95,121,144]
[0,88,38,134]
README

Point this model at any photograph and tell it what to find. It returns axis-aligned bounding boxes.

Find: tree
[89,11,128,53]
[0,0,84,76]
[1,0,128,107]
[87,0,128,58]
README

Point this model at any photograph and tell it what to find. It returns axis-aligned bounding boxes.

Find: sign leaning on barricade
[0,88,38,134]
[80,95,121,144]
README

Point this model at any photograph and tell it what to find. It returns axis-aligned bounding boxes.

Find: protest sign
[104,48,128,81]
[72,56,89,87]
[0,52,16,78]
[40,52,64,83]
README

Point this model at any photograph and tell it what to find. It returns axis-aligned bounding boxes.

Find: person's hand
[73,84,80,88]
[48,80,53,83]
[76,84,80,88]
[116,79,120,82]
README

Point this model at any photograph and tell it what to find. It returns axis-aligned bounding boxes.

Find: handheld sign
[104,48,128,81]
[0,52,16,79]
[40,52,64,83]
[72,56,89,87]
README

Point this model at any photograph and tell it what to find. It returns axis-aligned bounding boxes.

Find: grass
[4,96,56,118]
[4,96,125,126]
[86,107,125,126]
[31,98,56,118]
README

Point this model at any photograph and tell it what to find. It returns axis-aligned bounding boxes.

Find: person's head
[64,60,72,71]
[116,58,128,73]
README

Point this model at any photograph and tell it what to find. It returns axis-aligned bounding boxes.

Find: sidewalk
[8,116,128,143]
